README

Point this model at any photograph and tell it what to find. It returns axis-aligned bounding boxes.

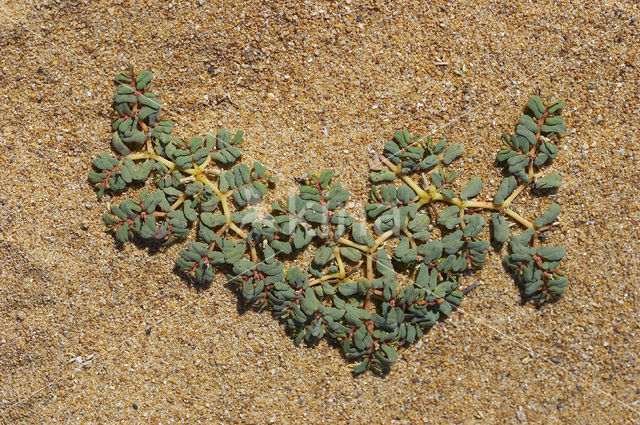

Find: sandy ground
[0,0,639,423]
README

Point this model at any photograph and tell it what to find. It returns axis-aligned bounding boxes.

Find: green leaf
[200,212,227,228]
[375,248,395,277]
[463,214,485,238]
[440,189,455,199]
[438,206,461,230]
[534,153,549,167]
[510,228,535,250]
[419,155,439,170]
[548,277,569,290]
[326,184,350,210]
[442,230,464,254]
[539,141,559,159]
[439,300,452,315]
[430,172,443,188]
[115,223,130,242]
[519,114,539,133]
[271,240,292,255]
[396,184,415,204]
[490,213,509,244]
[497,148,517,162]
[292,227,314,249]
[338,281,358,296]
[537,246,566,261]
[545,116,564,126]
[525,280,544,295]
[88,172,106,184]
[375,344,398,367]
[547,101,565,114]
[418,240,443,264]
[253,161,268,179]
[93,152,119,171]
[111,132,130,155]
[507,155,530,175]
[340,247,362,262]
[526,96,544,119]
[137,94,160,110]
[393,237,417,263]
[318,170,334,189]
[394,129,411,147]
[353,358,370,374]
[535,174,562,190]
[494,176,517,205]
[541,123,566,134]
[442,143,464,165]
[516,125,537,150]
[370,170,396,183]
[135,70,153,90]
[114,93,137,104]
[460,177,482,200]
[221,240,246,263]
[352,223,374,246]
[534,203,560,228]
[313,246,334,267]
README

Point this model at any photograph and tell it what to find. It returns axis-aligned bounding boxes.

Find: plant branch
[334,247,346,278]
[504,208,533,228]
[379,154,429,199]
[337,237,370,252]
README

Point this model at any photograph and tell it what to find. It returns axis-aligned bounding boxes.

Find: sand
[0,0,639,423]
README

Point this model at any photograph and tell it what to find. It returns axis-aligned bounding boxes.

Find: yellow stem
[183,155,213,175]
[229,222,247,239]
[155,156,175,169]
[196,174,225,198]
[454,198,534,229]
[125,152,152,161]
[333,247,346,278]
[125,151,175,170]
[337,237,369,252]
[308,272,344,287]
[145,134,153,155]
[379,155,429,198]
[528,157,535,177]
[416,197,430,208]
[364,254,374,312]
[198,155,212,171]
[363,229,394,313]
[400,174,429,199]
[441,195,463,208]
[458,207,466,230]
[501,183,526,208]
[462,200,497,209]
[372,230,394,251]
[170,195,185,210]
[505,209,533,228]
[403,228,417,249]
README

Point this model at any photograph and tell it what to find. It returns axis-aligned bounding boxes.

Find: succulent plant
[90,68,569,374]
